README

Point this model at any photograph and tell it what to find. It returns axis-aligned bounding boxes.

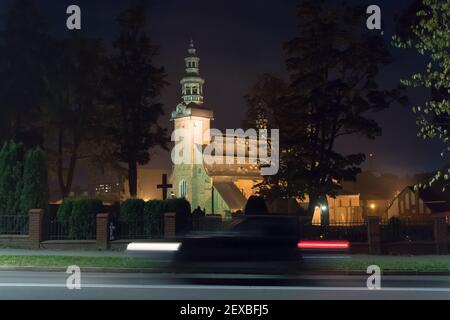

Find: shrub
[244,196,268,215]
[0,142,24,215]
[19,148,49,215]
[118,198,192,237]
[144,200,166,237]
[57,196,102,240]
[57,198,75,223]
[120,199,146,222]
[69,197,102,239]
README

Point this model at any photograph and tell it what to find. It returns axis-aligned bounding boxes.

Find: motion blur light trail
[297,241,350,250]
[127,243,181,252]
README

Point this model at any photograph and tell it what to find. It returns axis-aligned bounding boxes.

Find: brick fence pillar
[96,213,110,250]
[367,215,381,255]
[28,209,44,249]
[164,212,176,239]
[433,215,448,255]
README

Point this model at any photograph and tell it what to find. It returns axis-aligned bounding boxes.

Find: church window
[179,180,188,198]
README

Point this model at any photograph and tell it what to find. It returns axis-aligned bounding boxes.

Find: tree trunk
[128,160,138,198]
[64,142,79,199]
[57,129,68,199]
[307,194,329,226]
[307,195,318,220]
[320,196,330,227]
[57,129,80,199]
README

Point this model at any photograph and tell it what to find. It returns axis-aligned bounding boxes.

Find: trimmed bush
[120,199,146,222]
[56,198,74,222]
[118,198,192,237]
[57,196,102,240]
[70,197,102,239]
[144,200,166,237]
[19,148,49,215]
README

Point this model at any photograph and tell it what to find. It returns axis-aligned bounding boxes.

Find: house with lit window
[386,185,450,223]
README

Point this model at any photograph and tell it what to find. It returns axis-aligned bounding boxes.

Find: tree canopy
[104,4,168,198]
[246,0,406,221]
[393,0,450,191]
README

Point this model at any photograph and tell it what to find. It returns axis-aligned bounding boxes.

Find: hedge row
[56,197,192,239]
[57,197,102,240]
[120,198,192,235]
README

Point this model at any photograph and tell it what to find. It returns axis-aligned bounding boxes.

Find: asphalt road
[0,271,449,300]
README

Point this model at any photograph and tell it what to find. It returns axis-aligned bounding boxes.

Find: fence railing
[111,216,164,240]
[380,221,434,242]
[45,217,96,240]
[299,221,368,242]
[0,215,29,235]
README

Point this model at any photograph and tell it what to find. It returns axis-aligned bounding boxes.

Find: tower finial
[181,40,204,105]
[188,39,197,56]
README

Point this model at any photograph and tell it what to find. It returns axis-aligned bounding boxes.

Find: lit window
[179,180,187,199]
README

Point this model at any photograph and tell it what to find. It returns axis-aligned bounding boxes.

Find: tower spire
[180,40,204,105]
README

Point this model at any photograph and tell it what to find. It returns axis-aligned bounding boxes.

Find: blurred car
[173,215,303,274]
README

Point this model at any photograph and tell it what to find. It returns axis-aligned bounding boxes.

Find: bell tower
[171,41,214,211]
[181,40,205,105]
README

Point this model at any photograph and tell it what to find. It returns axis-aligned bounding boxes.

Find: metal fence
[111,215,164,240]
[45,216,96,240]
[0,215,29,235]
[380,220,434,242]
[299,221,368,242]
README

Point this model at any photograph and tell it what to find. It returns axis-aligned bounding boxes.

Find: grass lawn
[0,255,160,269]
[312,255,450,272]
[0,254,450,272]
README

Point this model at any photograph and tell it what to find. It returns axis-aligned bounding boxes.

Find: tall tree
[42,36,108,199]
[0,142,24,215]
[393,0,450,190]
[105,5,168,198]
[19,148,49,215]
[248,0,405,223]
[0,0,49,147]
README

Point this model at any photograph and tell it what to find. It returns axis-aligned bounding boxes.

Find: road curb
[1,266,450,275]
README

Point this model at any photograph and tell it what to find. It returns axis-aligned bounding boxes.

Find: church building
[170,41,262,215]
[131,41,261,216]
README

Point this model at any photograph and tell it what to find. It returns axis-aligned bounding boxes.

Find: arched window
[179,180,187,199]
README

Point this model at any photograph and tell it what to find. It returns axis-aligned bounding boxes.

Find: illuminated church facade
[125,41,261,216]
[169,41,261,215]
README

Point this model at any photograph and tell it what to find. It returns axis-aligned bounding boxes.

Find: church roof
[186,102,210,110]
[171,102,214,120]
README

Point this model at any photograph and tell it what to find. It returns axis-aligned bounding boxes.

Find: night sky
[1,0,445,176]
